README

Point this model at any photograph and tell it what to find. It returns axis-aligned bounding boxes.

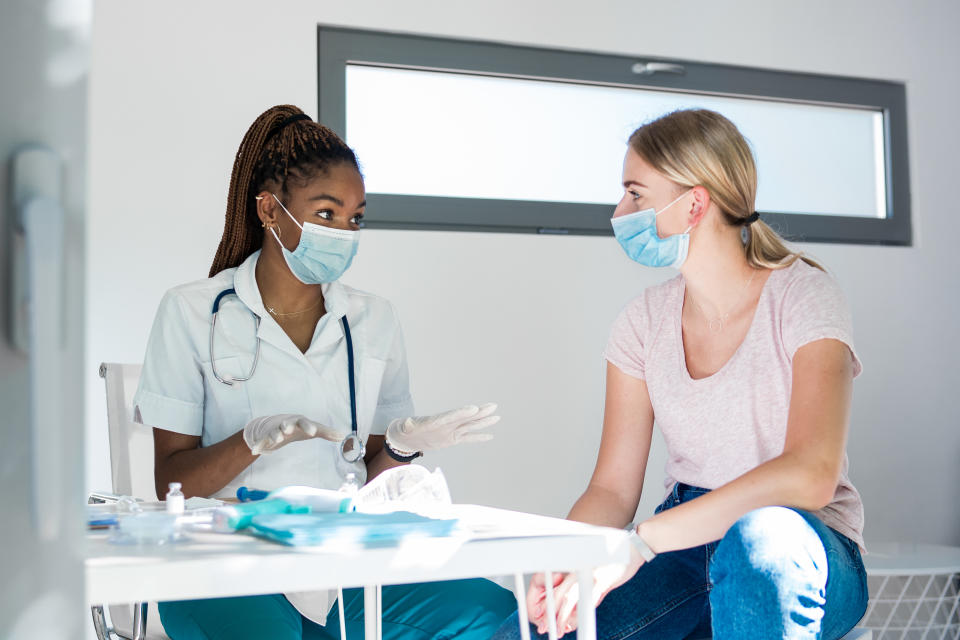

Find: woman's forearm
[638,451,832,554]
[567,483,641,529]
[154,430,257,499]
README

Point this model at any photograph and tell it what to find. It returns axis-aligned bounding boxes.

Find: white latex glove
[243,414,344,456]
[385,403,500,454]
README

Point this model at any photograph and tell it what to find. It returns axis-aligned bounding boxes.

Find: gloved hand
[243,414,344,456]
[385,403,500,455]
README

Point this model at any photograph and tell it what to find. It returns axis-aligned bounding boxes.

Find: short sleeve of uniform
[781,268,863,378]
[132,290,205,435]
[604,293,649,380]
[370,304,415,435]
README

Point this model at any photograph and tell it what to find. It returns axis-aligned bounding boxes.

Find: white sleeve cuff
[132,388,203,436]
[370,396,415,436]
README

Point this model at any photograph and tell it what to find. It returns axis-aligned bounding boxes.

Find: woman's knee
[711,507,828,586]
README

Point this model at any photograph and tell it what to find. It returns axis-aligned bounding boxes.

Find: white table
[87,504,631,640]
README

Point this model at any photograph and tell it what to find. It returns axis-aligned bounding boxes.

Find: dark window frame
[318,26,911,245]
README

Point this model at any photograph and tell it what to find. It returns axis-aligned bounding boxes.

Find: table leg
[337,588,347,640]
[543,571,559,640]
[513,574,531,640]
[363,584,382,640]
[576,569,596,640]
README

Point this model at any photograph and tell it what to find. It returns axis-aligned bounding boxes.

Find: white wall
[88,0,960,546]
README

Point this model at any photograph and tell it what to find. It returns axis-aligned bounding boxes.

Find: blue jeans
[493,484,868,640]
[158,577,515,639]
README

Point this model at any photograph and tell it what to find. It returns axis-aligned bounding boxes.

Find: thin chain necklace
[263,296,323,318]
[691,268,758,334]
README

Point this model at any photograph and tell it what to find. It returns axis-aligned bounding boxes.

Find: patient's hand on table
[243,414,344,455]
[528,544,646,638]
[526,572,567,636]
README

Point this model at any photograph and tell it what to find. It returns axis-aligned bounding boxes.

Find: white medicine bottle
[339,473,360,496]
[165,482,185,514]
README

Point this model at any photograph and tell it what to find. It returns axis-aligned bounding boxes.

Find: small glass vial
[165,482,185,515]
[338,473,360,495]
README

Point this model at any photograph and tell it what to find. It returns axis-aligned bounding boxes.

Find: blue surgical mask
[270,194,359,284]
[611,190,692,269]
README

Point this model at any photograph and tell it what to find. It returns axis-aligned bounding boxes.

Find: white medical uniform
[133,249,416,500]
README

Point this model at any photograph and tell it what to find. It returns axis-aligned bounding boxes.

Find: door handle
[10,145,65,541]
[631,62,686,76]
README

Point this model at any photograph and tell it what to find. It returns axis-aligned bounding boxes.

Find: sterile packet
[354,465,451,513]
[283,466,455,626]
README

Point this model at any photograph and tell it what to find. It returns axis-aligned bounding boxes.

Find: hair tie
[264,113,313,143]
[743,211,760,226]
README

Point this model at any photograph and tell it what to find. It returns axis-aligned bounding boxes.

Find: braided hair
[209,105,360,276]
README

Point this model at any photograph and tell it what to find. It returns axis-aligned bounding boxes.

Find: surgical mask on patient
[611,190,692,269]
[270,194,359,284]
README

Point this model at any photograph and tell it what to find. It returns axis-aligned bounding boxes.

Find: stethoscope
[209,288,365,467]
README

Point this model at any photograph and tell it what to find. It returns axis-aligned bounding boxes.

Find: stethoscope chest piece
[339,432,366,464]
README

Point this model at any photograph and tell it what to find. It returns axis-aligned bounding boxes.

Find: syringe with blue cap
[214,486,356,532]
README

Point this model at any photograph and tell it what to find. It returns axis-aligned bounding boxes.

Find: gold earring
[262,222,281,239]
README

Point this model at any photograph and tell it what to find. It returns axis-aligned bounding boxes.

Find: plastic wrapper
[354,465,451,513]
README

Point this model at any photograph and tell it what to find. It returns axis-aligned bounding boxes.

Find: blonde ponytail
[629,109,823,271]
[745,220,823,271]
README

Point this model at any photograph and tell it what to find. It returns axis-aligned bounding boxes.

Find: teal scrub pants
[157,578,516,639]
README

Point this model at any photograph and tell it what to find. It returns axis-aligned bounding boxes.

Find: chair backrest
[98,362,157,500]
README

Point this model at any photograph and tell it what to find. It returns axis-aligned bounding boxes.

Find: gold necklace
[263,296,323,318]
[691,268,758,333]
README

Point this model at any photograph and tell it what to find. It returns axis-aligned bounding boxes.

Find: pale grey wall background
[87,0,960,546]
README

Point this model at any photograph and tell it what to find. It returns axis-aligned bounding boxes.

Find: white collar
[233,249,351,320]
[232,250,353,357]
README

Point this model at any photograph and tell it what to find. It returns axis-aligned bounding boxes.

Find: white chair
[91,362,170,640]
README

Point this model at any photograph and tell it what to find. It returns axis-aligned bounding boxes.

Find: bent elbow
[794,468,839,511]
[804,486,836,512]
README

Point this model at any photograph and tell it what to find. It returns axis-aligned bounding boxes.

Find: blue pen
[237,486,269,502]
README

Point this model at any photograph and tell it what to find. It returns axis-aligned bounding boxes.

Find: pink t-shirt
[604,259,864,549]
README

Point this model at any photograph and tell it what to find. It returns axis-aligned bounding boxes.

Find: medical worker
[493,109,868,640]
[133,104,514,639]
